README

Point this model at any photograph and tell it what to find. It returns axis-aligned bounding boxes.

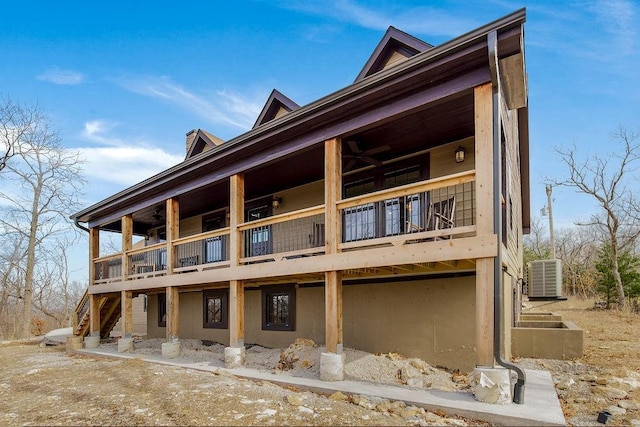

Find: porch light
[272,196,282,209]
[455,146,465,163]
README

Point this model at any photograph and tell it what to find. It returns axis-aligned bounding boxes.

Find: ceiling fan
[344,140,390,171]
[151,207,163,223]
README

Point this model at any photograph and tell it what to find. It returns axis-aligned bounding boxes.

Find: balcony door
[246,204,272,257]
[202,214,225,263]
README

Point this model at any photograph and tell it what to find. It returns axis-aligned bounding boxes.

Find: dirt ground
[519,297,640,426]
[1,296,638,426]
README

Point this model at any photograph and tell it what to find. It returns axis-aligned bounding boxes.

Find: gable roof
[253,89,300,129]
[185,129,224,159]
[355,26,433,82]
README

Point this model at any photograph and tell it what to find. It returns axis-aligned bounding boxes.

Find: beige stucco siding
[146,275,476,372]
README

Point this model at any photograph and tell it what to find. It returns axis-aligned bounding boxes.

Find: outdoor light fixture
[272,196,282,209]
[455,146,465,163]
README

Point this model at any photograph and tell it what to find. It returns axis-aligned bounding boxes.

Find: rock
[444,419,468,426]
[352,395,370,408]
[410,359,432,373]
[596,378,608,385]
[452,374,467,384]
[424,412,444,423]
[406,378,424,388]
[294,338,316,347]
[398,405,420,418]
[386,352,404,361]
[592,386,628,399]
[619,400,640,410]
[328,391,348,401]
[391,400,406,409]
[300,359,312,369]
[607,405,626,416]
[579,374,597,382]
[375,400,391,412]
[286,394,303,406]
[630,419,640,427]
[610,376,640,391]
[556,378,575,390]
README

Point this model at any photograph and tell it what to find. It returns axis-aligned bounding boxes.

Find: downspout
[74,218,90,233]
[487,30,526,404]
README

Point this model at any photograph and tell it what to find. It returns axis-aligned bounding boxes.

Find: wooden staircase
[74,290,122,338]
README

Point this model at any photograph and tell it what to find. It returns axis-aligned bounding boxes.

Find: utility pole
[546,184,556,259]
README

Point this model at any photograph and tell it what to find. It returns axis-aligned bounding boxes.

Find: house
[71,9,529,401]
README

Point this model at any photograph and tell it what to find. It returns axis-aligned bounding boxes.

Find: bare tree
[555,226,600,298]
[523,216,550,264]
[552,127,640,309]
[0,97,41,172]
[0,111,86,337]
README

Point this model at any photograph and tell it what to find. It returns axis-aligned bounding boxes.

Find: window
[158,293,166,327]
[203,289,228,329]
[262,285,296,331]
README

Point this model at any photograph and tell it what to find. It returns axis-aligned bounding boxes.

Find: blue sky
[2,1,639,279]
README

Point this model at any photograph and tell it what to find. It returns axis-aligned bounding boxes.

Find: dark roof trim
[252,89,300,129]
[72,8,526,223]
[355,26,433,82]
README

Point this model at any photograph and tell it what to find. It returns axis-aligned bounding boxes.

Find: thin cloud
[37,67,85,85]
[280,0,478,38]
[116,75,264,131]
[77,119,183,187]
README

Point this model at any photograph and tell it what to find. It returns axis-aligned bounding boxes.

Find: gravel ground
[0,343,482,426]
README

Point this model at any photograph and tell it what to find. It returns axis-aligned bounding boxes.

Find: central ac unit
[527,259,563,298]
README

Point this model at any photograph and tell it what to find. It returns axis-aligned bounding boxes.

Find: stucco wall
[146,275,476,372]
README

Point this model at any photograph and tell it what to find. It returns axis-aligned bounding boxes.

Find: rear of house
[72,9,529,384]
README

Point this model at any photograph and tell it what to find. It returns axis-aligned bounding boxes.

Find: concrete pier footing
[161,340,181,359]
[224,347,246,368]
[320,352,345,381]
[84,336,100,349]
[117,338,134,353]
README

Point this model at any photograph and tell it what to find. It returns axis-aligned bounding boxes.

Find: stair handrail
[74,288,90,335]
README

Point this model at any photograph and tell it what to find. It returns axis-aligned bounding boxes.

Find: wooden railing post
[474,82,495,367]
[122,215,133,280]
[89,227,99,286]
[166,198,179,274]
[229,174,245,267]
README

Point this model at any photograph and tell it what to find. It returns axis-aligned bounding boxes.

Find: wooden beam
[121,290,133,338]
[166,198,179,274]
[229,280,245,348]
[324,138,341,255]
[229,174,245,266]
[166,286,179,341]
[89,228,99,286]
[87,235,499,294]
[121,215,133,280]
[476,257,494,366]
[89,294,101,337]
[325,270,343,353]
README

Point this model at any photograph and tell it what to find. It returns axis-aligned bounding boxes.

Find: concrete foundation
[512,319,583,359]
[117,338,134,353]
[473,367,512,404]
[224,347,246,368]
[84,336,100,349]
[320,352,345,381]
[66,336,83,351]
[161,340,181,359]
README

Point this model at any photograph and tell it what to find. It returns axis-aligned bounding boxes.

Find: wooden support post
[89,227,99,286]
[229,174,245,266]
[166,198,179,274]
[324,138,341,255]
[121,215,133,280]
[121,290,133,339]
[89,294,101,337]
[166,286,179,341]
[325,270,343,354]
[229,280,244,348]
[474,82,495,366]
[324,138,344,354]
